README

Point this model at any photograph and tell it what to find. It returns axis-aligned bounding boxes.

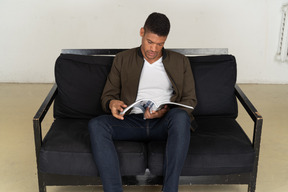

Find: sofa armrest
[234,84,263,147]
[235,85,262,121]
[235,83,263,174]
[234,84,263,190]
[33,83,58,157]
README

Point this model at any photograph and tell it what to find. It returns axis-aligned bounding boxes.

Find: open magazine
[120,99,194,115]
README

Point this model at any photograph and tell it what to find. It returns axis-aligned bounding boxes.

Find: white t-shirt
[130,57,173,114]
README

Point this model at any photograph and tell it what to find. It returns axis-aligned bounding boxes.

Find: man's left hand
[144,105,169,119]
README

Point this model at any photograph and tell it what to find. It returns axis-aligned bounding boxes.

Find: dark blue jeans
[88,108,191,192]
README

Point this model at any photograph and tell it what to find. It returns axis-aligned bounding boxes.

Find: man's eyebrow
[147,39,153,43]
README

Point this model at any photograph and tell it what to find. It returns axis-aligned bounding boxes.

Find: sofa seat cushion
[148,117,255,176]
[39,119,147,176]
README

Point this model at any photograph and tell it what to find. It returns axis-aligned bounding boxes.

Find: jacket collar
[137,46,167,60]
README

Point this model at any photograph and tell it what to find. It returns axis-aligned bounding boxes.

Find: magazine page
[120,99,193,115]
[120,100,155,115]
[157,101,194,110]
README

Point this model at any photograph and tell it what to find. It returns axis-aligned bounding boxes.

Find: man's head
[143,12,170,37]
[140,12,170,63]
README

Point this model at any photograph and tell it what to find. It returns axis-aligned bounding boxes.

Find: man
[88,12,197,192]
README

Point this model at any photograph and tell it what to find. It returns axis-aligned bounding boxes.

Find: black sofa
[33,48,263,192]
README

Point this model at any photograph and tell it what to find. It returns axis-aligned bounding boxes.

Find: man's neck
[145,55,162,64]
[138,46,167,64]
[141,49,163,64]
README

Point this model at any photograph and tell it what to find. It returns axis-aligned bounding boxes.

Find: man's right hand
[109,100,127,120]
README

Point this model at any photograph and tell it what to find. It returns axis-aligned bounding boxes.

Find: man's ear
[140,27,145,37]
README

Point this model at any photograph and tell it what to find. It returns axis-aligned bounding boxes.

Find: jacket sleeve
[101,55,122,113]
[179,56,197,116]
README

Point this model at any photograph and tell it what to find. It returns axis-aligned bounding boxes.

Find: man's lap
[88,108,189,141]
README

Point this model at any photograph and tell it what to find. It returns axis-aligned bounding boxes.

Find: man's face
[140,28,167,64]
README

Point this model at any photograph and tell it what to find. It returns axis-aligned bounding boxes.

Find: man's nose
[150,44,157,51]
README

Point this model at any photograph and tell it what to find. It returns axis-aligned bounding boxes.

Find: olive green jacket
[101,47,197,121]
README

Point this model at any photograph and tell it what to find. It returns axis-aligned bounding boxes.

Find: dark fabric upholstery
[54,54,237,119]
[189,55,238,118]
[41,53,253,177]
[39,119,147,176]
[148,118,255,176]
[54,54,114,119]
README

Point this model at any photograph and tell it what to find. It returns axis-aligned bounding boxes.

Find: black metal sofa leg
[248,180,256,192]
[38,182,46,192]
[37,174,46,192]
[39,185,46,192]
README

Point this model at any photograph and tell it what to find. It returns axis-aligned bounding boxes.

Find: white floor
[0,84,287,192]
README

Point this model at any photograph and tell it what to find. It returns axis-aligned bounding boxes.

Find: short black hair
[144,12,170,37]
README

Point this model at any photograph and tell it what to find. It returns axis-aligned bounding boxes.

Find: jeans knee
[174,108,189,119]
[88,115,110,138]
[88,117,99,133]
[167,108,190,134]
[168,108,189,122]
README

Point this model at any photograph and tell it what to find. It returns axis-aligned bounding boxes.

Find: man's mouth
[147,51,157,58]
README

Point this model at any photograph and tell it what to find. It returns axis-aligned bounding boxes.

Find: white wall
[1,0,288,83]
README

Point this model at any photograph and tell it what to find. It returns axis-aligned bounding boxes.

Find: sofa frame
[33,48,263,192]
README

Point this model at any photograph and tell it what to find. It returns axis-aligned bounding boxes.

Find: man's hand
[144,105,169,119]
[109,100,127,120]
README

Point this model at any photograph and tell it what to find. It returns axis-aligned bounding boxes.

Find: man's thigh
[148,108,190,140]
[92,114,150,141]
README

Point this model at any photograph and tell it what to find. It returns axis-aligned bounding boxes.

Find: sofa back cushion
[54,53,237,119]
[189,55,238,118]
[54,54,114,119]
